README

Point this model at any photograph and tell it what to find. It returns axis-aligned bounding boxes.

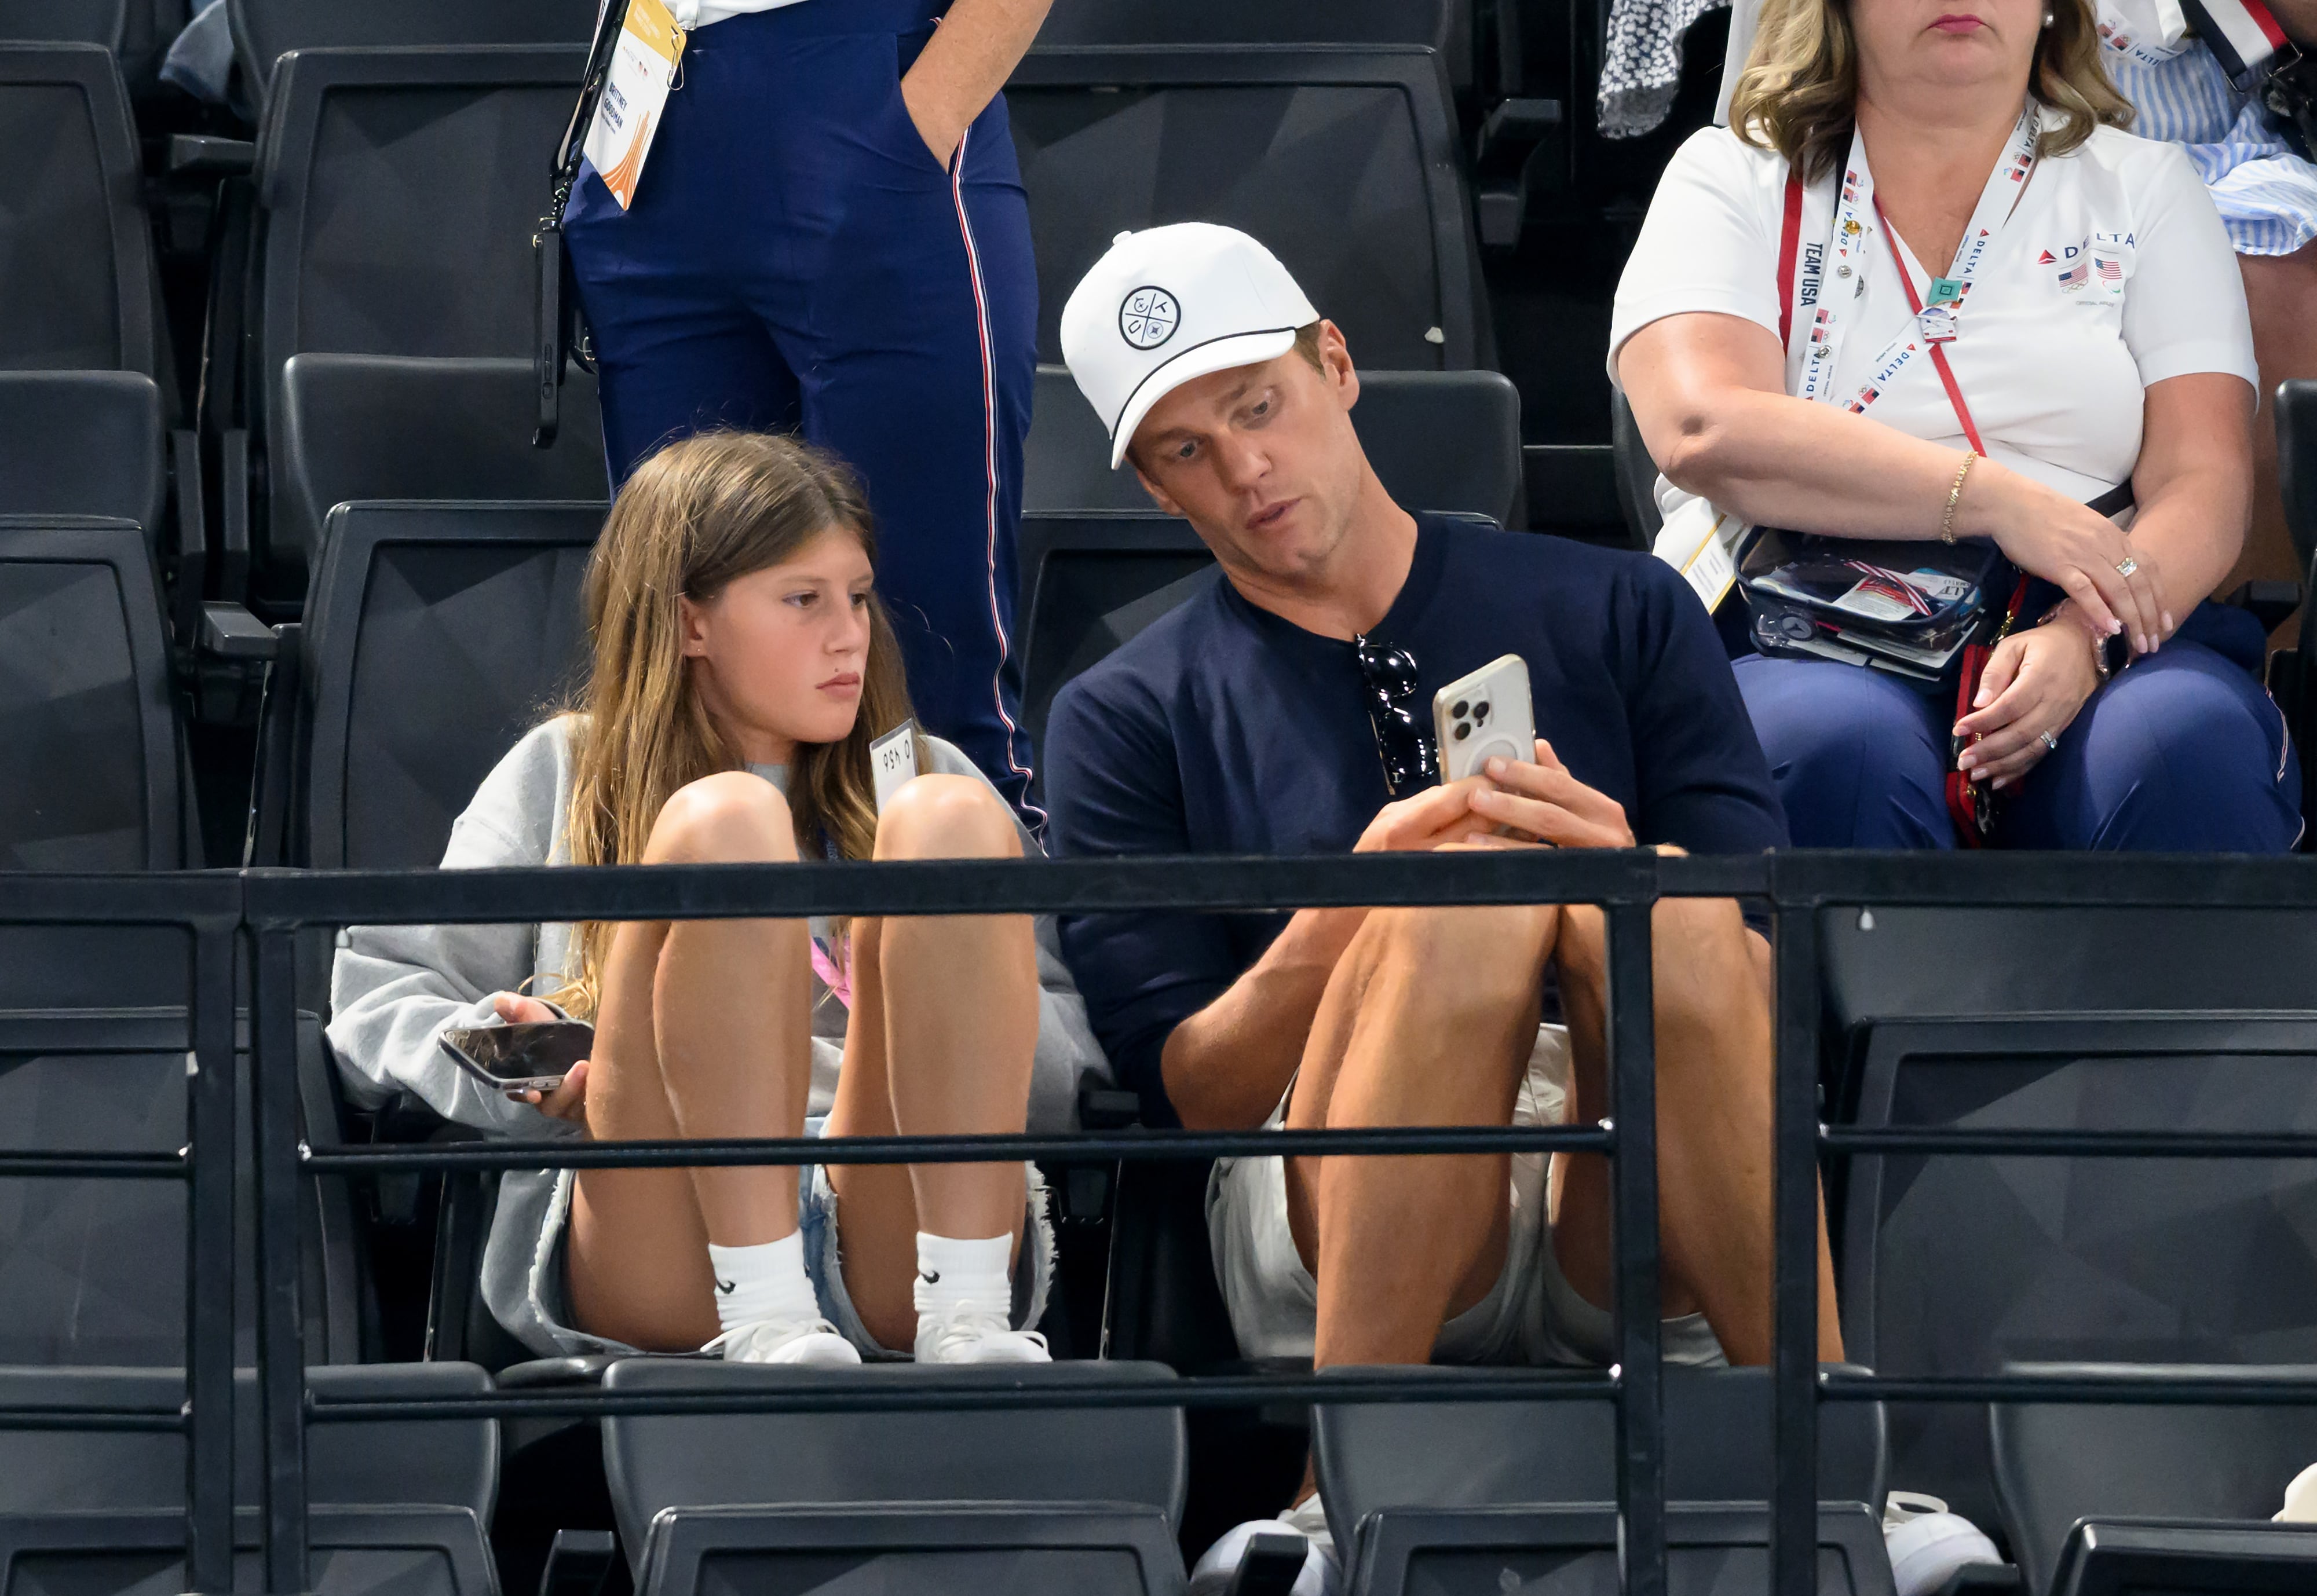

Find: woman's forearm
[1652,382,1990,539]
[901,0,1053,160]
[2120,467,2249,624]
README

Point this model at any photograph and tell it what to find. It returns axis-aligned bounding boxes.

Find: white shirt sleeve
[1608,128,1786,387]
[2119,141,2258,390]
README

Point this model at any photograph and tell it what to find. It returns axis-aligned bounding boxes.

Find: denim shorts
[491,1117,1054,1359]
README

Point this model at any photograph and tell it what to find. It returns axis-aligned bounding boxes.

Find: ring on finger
[2115,555,2140,579]
[2040,731,2059,753]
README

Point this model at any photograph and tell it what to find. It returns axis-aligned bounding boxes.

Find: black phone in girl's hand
[439,1020,594,1094]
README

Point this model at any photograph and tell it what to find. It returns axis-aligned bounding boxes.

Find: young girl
[328,432,1105,1365]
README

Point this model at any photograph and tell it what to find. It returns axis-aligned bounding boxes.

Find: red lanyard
[1871,198,1989,459]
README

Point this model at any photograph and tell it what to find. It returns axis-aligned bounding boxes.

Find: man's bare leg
[1282,902,1560,1370]
[1551,896,1843,1364]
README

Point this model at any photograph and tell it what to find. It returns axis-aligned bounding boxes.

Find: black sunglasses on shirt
[1355,634,1438,797]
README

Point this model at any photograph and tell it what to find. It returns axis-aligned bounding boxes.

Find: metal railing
[8,848,2317,1596]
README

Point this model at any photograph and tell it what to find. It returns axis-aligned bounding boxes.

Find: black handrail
[5,849,2317,1596]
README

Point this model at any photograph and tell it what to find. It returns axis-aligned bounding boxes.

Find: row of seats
[10,503,2317,1591]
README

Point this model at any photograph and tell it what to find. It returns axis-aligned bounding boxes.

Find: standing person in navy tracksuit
[562,0,1050,821]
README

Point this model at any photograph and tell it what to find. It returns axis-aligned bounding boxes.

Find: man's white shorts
[1205,1024,1727,1367]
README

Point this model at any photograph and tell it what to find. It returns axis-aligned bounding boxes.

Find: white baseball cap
[1060,222,1320,469]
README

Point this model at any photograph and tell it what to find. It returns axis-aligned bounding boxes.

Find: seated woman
[1615,0,2302,849]
[328,431,1105,1365]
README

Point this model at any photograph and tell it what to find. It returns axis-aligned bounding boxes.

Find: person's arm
[1616,312,2164,650]
[326,728,574,1137]
[1158,781,1497,1130]
[900,0,1052,165]
[2267,0,2317,45]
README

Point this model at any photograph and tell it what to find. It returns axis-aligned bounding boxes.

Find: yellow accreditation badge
[582,0,685,211]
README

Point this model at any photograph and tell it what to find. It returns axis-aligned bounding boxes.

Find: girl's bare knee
[874,773,1021,861]
[647,771,797,864]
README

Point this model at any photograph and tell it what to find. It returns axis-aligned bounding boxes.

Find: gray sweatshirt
[324,717,1109,1352]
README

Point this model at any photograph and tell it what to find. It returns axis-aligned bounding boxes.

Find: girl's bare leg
[823,774,1039,1350]
[565,773,816,1352]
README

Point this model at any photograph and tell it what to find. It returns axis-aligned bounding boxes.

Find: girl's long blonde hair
[553,431,914,1019]
[1727,0,2133,181]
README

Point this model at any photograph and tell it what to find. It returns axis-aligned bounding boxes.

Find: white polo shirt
[1610,116,2257,507]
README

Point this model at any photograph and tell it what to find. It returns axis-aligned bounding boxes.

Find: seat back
[231,0,595,96]
[1015,512,1219,752]
[1991,1368,2317,1595]
[1610,389,1663,549]
[0,45,154,375]
[2281,379,2316,576]
[1023,367,1522,525]
[635,1504,1189,1596]
[0,1009,359,1367]
[0,372,165,532]
[251,46,584,594]
[0,1364,497,1519]
[1037,0,1453,49]
[1007,45,1486,372]
[274,356,608,587]
[1840,1013,2317,1531]
[600,1361,1189,1574]
[0,1506,498,1596]
[1314,1365,1886,1547]
[1349,1503,1898,1596]
[296,500,600,870]
[0,518,181,872]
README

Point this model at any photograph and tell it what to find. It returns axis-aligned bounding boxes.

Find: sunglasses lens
[1357,643,1420,700]
[1371,704,1438,793]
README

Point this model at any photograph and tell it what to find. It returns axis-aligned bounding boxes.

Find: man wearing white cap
[1041,222,1844,1588]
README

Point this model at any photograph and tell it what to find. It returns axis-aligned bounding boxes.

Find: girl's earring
[2042,9,2055,23]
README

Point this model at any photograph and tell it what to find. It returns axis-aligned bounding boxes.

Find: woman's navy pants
[564,0,1040,819]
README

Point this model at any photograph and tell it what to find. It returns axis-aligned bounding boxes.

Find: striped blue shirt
[2107,39,2317,255]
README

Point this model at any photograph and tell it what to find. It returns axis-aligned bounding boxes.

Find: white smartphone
[869,722,919,812]
[1432,654,1537,784]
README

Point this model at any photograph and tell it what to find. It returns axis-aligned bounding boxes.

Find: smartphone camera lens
[1453,723,1471,741]
[1450,700,1468,718]
[1474,701,1492,722]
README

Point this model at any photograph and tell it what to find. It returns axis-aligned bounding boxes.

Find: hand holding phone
[1433,655,1537,784]
[440,1013,594,1096]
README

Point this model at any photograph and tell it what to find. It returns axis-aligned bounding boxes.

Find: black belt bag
[532,0,632,448]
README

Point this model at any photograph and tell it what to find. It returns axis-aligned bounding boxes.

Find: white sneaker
[1188,1496,1340,1596]
[913,1302,1051,1364]
[703,1315,862,1366]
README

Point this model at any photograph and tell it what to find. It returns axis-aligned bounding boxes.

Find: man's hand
[1352,775,1499,854]
[488,993,590,1125]
[1466,740,1636,848]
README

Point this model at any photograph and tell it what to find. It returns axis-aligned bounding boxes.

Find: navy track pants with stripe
[564,0,1039,820]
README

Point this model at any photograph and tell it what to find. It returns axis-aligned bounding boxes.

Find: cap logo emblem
[1119,286,1180,351]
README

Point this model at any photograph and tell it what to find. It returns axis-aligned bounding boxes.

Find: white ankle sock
[707,1232,820,1335]
[912,1231,1013,1322]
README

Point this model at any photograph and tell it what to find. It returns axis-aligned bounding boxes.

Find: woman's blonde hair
[553,430,914,1019]
[1728,0,2133,181]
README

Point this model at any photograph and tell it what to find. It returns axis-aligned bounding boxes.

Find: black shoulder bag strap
[533,0,633,448]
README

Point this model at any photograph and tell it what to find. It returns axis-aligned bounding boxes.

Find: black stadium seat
[0,45,158,377]
[0,373,165,533]
[0,1364,500,1596]
[240,46,584,606]
[601,1360,1190,1593]
[1023,366,1524,526]
[272,500,599,871]
[1991,1367,2317,1595]
[1836,1012,2317,1532]
[273,356,608,587]
[1313,1365,1891,1596]
[0,518,187,873]
[229,0,594,97]
[1007,45,1490,374]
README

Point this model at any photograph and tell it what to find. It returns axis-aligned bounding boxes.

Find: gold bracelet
[1939,452,1978,545]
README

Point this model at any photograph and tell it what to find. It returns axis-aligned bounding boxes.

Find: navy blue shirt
[1043,515,1786,1126]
